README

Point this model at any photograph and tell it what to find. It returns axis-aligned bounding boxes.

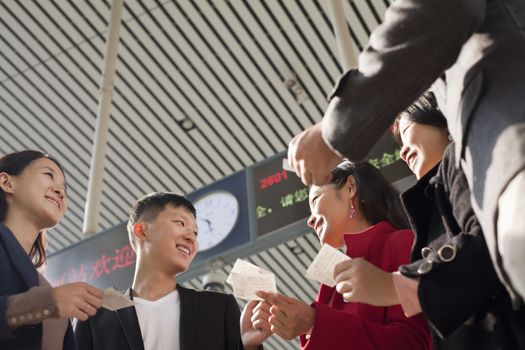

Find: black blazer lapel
[0,224,38,288]
[115,288,144,350]
[178,284,199,350]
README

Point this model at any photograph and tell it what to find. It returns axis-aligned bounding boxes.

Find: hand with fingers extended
[52,282,104,321]
[255,291,316,341]
[334,258,398,307]
[287,122,343,186]
[241,300,273,350]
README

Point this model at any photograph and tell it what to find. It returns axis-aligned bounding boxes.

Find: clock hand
[204,218,214,234]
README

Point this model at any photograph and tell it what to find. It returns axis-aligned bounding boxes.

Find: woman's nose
[307,215,316,228]
[400,144,410,163]
[54,186,66,198]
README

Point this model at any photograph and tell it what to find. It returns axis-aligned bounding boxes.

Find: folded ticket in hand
[305,244,351,287]
[226,259,277,300]
[103,287,134,311]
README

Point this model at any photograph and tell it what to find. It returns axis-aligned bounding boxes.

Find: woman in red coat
[255,161,431,350]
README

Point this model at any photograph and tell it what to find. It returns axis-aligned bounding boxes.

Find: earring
[349,203,356,219]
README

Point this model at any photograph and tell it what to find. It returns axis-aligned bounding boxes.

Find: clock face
[194,191,239,252]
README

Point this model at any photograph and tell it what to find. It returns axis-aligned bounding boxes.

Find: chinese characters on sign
[279,188,308,208]
[50,244,135,287]
[256,205,272,219]
[252,157,310,237]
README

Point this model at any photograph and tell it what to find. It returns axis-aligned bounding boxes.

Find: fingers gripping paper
[226,259,277,300]
[103,287,134,311]
[305,244,351,287]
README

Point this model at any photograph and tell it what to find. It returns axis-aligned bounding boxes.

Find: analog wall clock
[194,190,239,252]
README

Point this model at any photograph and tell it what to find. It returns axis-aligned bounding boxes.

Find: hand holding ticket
[305,244,351,287]
[226,259,277,300]
[103,287,134,311]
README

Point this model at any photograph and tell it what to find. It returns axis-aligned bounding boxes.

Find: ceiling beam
[326,0,358,71]
[83,0,124,236]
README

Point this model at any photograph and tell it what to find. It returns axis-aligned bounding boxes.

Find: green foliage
[368,149,401,169]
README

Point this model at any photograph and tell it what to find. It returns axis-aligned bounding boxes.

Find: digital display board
[366,131,413,183]
[252,156,310,237]
[45,223,135,290]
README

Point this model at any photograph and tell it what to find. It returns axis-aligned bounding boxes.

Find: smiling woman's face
[307,184,350,248]
[6,157,67,229]
[398,117,450,179]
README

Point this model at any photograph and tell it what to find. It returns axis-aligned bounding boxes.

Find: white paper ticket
[305,244,351,287]
[226,259,277,300]
[103,287,135,311]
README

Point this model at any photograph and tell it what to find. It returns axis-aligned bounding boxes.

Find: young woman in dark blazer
[0,150,103,350]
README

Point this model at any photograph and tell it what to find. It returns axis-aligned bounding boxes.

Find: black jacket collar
[0,223,38,288]
[401,163,442,262]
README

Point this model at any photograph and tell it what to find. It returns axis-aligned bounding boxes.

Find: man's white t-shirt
[134,289,180,350]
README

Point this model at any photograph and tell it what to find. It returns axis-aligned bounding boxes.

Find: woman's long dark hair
[0,150,65,268]
[331,161,409,230]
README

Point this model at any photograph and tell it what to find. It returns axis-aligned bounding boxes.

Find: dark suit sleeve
[223,294,243,350]
[73,318,94,350]
[322,0,485,161]
[417,145,503,338]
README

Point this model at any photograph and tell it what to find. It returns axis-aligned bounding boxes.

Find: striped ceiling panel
[1,0,388,253]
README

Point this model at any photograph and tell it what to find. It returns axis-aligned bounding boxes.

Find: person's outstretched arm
[323,0,485,161]
[257,290,430,350]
